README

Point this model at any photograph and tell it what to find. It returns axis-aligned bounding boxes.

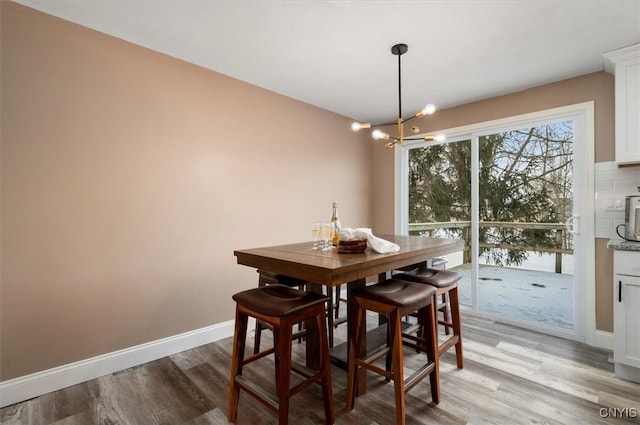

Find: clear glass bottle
[331,202,342,246]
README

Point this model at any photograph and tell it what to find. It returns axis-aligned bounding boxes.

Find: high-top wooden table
[234,234,464,393]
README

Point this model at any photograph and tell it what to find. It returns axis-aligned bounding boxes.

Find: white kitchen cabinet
[613,249,640,382]
[603,44,640,166]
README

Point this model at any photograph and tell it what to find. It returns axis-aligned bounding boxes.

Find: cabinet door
[605,44,640,165]
[614,56,640,164]
[614,274,640,368]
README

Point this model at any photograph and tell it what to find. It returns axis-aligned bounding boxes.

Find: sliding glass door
[400,104,594,341]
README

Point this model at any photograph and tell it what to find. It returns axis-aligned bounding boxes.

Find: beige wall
[372,71,616,332]
[0,2,372,380]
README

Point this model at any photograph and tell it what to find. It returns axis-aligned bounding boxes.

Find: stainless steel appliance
[624,195,640,241]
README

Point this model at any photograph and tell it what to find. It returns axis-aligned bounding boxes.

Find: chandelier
[351,43,445,149]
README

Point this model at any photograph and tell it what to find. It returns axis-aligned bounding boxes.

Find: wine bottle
[331,202,342,246]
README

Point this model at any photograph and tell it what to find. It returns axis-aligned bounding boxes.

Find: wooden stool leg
[449,285,464,368]
[422,300,440,403]
[253,279,268,353]
[314,304,335,425]
[441,292,451,336]
[228,307,248,422]
[253,320,264,354]
[273,328,281,394]
[389,309,406,425]
[276,319,293,425]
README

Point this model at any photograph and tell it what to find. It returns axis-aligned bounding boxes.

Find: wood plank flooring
[3,313,639,424]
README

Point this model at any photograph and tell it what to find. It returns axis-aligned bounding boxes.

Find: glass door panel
[407,139,472,306]
[476,121,575,330]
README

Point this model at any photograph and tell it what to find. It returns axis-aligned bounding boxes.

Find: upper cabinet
[604,44,640,166]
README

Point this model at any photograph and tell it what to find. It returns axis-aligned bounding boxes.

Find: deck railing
[408,221,573,273]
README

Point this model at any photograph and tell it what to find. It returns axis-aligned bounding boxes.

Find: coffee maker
[624,195,640,241]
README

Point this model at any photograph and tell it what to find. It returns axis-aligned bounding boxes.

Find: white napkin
[340,228,400,254]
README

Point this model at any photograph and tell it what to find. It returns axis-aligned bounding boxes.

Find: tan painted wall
[0,2,372,380]
[372,71,616,332]
[595,238,614,332]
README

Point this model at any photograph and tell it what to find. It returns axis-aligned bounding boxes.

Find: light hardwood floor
[2,314,639,425]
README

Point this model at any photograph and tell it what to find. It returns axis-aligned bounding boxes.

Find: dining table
[233,234,465,394]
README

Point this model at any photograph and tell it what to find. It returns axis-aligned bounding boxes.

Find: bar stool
[394,268,463,368]
[228,284,334,425]
[346,279,440,425]
[253,270,307,354]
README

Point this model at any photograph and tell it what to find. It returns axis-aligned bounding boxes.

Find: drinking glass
[311,222,322,250]
[320,222,333,251]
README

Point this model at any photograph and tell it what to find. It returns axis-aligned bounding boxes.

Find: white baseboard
[0,320,236,408]
[594,330,614,351]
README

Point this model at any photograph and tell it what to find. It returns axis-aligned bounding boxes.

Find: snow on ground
[442,252,574,330]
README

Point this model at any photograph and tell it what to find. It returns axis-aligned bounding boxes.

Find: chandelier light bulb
[424,134,447,142]
[372,129,390,140]
[416,104,437,117]
[351,122,371,131]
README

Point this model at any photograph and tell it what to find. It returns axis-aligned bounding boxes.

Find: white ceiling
[12,0,640,124]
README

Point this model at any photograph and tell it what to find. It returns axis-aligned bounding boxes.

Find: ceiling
[12,0,640,124]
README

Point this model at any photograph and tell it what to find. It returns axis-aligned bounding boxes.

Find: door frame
[395,101,596,345]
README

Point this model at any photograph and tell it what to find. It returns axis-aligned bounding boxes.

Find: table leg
[377,272,390,326]
[305,282,324,370]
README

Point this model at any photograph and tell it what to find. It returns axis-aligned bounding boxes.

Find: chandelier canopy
[351,43,445,149]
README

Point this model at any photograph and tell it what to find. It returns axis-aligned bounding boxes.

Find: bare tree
[408,121,573,266]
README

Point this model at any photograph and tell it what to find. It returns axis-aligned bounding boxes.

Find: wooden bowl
[336,238,367,254]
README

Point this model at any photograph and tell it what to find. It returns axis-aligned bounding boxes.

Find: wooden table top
[234,234,465,287]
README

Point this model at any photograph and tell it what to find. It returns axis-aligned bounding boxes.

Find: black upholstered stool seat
[394,268,464,369]
[351,278,437,308]
[233,284,327,317]
[346,279,440,425]
[253,270,308,354]
[254,269,345,349]
[228,284,334,425]
[394,268,460,288]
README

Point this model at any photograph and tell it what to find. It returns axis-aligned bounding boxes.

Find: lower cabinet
[613,250,640,382]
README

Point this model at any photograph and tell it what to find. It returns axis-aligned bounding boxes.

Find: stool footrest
[291,361,317,379]
[354,342,393,380]
[401,334,428,354]
[438,319,453,328]
[403,323,421,335]
[356,359,394,380]
[333,317,348,327]
[361,344,391,365]
[234,375,279,413]
[439,335,460,354]
[289,362,326,398]
[243,347,275,365]
[404,362,436,394]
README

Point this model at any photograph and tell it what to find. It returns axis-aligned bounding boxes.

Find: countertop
[608,239,640,251]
